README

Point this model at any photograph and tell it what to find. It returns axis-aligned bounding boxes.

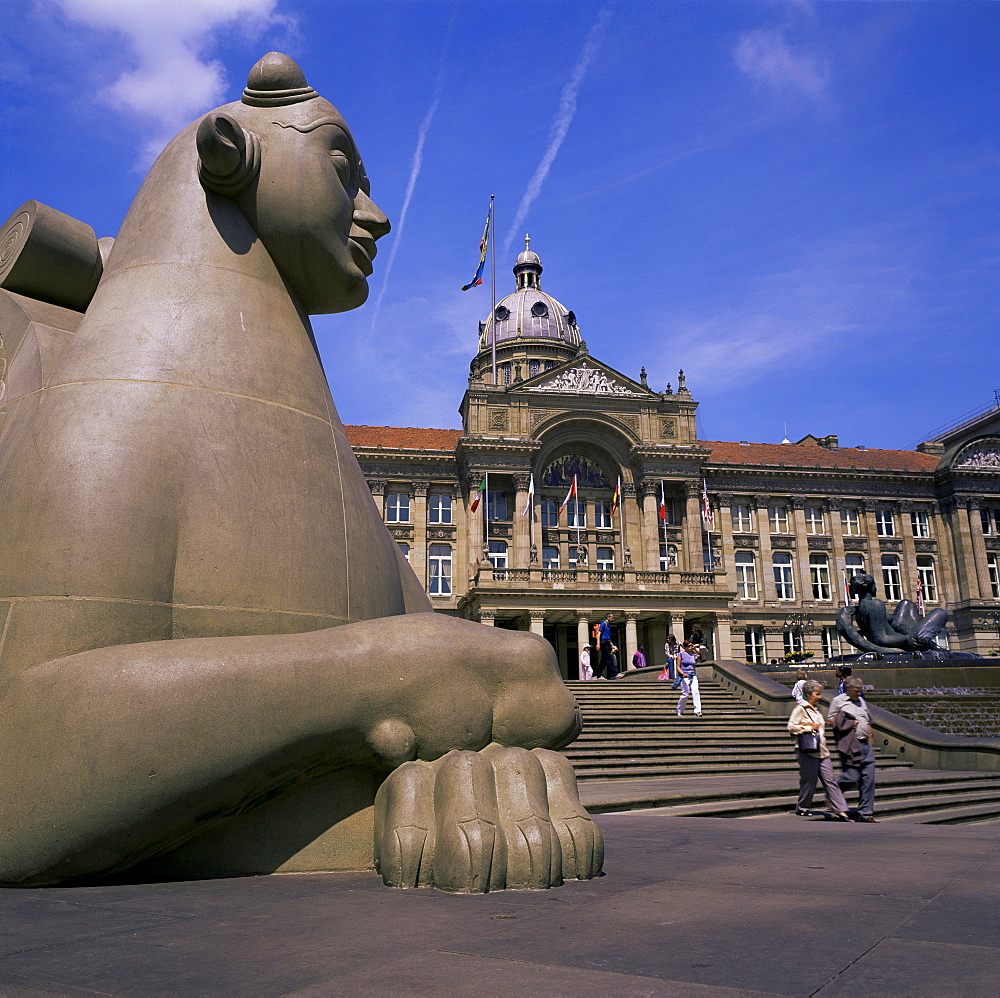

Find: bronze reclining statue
[0,52,602,891]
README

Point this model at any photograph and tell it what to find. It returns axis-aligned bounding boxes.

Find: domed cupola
[475,238,583,381]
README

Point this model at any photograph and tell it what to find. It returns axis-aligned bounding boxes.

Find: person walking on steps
[594,613,618,680]
[675,641,702,716]
[664,633,681,684]
[829,677,877,822]
[787,680,850,821]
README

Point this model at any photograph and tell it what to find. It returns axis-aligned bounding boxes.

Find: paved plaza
[1,811,997,996]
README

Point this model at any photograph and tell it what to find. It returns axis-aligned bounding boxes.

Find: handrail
[708,659,1000,773]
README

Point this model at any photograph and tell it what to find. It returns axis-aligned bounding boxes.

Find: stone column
[624,610,640,668]
[411,481,428,588]
[576,611,591,663]
[716,493,736,591]
[789,497,812,602]
[512,473,531,569]
[828,497,847,603]
[641,480,661,572]
[713,613,733,659]
[529,609,546,636]
[932,501,960,603]
[862,499,882,587]
[754,495,773,600]
[622,482,640,572]
[967,499,991,599]
[941,497,978,602]
[898,500,918,600]
[683,481,704,572]
[479,608,496,627]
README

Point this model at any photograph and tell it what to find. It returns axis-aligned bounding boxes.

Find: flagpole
[575,475,581,569]
[489,195,496,385]
[483,470,488,559]
[659,480,665,571]
[617,476,626,571]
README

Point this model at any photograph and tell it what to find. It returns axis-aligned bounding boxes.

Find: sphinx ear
[197,112,260,196]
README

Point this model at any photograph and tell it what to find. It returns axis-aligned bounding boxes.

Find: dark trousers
[838,743,877,817]
[595,640,617,679]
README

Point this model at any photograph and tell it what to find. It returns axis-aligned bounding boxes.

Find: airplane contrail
[503,7,611,256]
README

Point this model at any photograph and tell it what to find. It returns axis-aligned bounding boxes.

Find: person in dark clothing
[594,613,618,680]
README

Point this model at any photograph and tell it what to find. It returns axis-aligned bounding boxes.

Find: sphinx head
[196,52,390,314]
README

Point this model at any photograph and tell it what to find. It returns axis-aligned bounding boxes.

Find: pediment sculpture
[529,361,643,396]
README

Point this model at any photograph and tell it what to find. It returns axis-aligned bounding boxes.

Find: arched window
[428,544,452,595]
[773,552,794,600]
[809,553,831,601]
[881,554,902,601]
[540,455,610,489]
[916,555,938,602]
[735,551,757,600]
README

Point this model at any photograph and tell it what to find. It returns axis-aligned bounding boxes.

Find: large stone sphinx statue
[0,53,602,890]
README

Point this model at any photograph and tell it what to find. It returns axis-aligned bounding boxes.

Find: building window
[544,360,555,370]
[981,508,1000,535]
[488,540,508,569]
[988,554,1000,598]
[822,626,838,659]
[844,554,866,596]
[735,551,758,600]
[910,510,930,538]
[875,508,895,537]
[732,504,754,532]
[567,499,586,528]
[528,359,540,378]
[744,626,765,664]
[810,553,832,601]
[428,544,452,595]
[773,552,795,600]
[783,629,803,655]
[428,494,452,524]
[542,546,560,569]
[385,491,410,523]
[881,554,902,601]
[568,545,583,569]
[596,547,615,571]
[540,498,558,528]
[804,506,826,534]
[662,498,678,526]
[397,542,410,562]
[501,362,512,385]
[768,505,790,534]
[916,555,938,602]
[487,491,508,521]
[594,501,613,528]
[840,508,861,535]
[660,544,678,570]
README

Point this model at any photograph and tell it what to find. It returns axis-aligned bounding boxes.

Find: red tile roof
[344,425,462,451]
[343,425,938,473]
[705,440,938,473]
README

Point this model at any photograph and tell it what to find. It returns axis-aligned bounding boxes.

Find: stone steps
[565,679,1000,824]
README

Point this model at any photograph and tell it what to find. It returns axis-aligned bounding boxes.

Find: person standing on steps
[675,640,702,716]
[664,633,681,682]
[631,645,647,671]
[787,680,850,820]
[791,670,809,706]
[828,677,877,822]
[595,613,618,681]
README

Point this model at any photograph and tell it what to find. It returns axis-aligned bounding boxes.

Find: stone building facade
[345,245,1000,676]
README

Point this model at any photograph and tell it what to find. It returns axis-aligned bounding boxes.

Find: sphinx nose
[353,191,390,240]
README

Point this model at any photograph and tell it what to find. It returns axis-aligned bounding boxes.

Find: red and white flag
[469,475,487,513]
[701,479,714,531]
[558,475,577,516]
[521,473,535,516]
[915,574,925,614]
[658,481,666,522]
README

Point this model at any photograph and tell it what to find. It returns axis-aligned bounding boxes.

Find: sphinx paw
[373,746,602,892]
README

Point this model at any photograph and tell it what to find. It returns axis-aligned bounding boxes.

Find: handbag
[796,730,820,752]
[656,667,670,682]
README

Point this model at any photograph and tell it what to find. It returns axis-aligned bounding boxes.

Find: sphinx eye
[329,150,351,183]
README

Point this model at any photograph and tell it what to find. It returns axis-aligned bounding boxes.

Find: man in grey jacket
[828,677,877,822]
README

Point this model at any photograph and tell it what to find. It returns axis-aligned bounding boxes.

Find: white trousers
[677,675,701,715]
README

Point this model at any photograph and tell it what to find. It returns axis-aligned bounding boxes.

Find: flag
[701,479,714,531]
[611,476,621,517]
[843,568,852,606]
[558,475,577,516]
[461,206,491,291]
[915,574,925,614]
[658,481,666,522]
[469,475,487,513]
[521,473,535,516]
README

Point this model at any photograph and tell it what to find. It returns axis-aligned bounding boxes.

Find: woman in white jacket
[787,681,850,820]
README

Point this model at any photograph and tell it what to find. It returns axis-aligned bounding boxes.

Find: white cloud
[55,0,286,165]
[503,7,611,256]
[733,28,829,103]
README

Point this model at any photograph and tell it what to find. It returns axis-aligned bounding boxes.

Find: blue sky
[3,0,997,449]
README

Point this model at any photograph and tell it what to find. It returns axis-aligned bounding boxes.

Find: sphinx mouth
[348,228,377,276]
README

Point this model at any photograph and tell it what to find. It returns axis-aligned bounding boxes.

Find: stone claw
[374,745,602,892]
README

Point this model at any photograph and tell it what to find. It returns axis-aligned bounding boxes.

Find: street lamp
[783,614,813,661]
